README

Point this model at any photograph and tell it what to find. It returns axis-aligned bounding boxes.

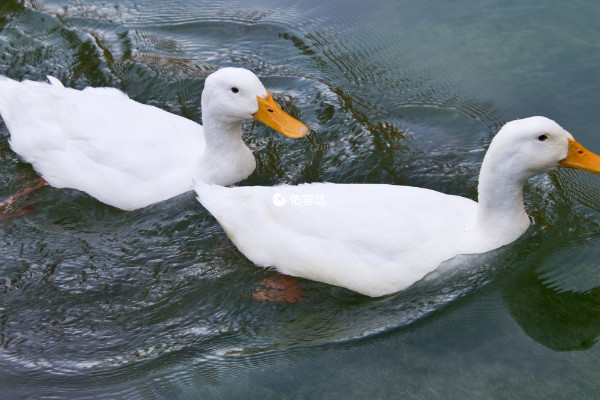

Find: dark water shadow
[502,235,600,351]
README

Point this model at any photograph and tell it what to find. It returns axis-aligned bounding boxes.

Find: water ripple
[1,0,600,398]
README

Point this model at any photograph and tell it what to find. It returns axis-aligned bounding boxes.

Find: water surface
[1,0,600,398]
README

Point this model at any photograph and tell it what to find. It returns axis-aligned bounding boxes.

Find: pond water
[1,0,600,398]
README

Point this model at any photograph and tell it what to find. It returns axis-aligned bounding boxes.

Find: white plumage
[196,117,600,296]
[0,68,307,210]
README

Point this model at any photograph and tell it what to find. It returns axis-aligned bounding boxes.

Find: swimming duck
[0,68,308,210]
[196,117,600,297]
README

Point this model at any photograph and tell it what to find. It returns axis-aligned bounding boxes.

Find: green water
[1,0,600,398]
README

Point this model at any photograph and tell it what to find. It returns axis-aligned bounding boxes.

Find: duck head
[484,116,600,181]
[201,67,308,138]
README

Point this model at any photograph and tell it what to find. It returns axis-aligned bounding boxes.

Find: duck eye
[538,134,548,142]
[231,87,239,94]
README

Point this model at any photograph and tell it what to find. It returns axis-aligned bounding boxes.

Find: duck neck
[474,154,530,246]
[200,114,255,185]
[202,116,246,149]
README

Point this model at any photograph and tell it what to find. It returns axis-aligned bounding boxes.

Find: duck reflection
[503,238,600,351]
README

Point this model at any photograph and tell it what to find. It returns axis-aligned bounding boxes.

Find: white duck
[196,117,600,297]
[0,68,308,210]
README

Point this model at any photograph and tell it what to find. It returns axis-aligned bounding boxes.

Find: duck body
[198,182,482,296]
[1,76,206,210]
[0,68,307,210]
[196,117,600,296]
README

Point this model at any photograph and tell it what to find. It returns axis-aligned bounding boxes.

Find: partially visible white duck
[196,117,600,297]
[0,68,308,210]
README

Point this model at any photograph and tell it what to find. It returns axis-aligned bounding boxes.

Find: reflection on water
[1,0,600,398]
[0,0,23,30]
[503,236,600,351]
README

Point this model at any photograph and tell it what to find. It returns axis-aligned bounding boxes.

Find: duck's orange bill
[559,139,600,173]
[253,91,309,138]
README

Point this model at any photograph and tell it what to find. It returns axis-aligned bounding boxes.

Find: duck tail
[46,76,65,88]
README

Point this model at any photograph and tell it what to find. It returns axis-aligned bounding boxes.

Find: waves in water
[1,0,600,398]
